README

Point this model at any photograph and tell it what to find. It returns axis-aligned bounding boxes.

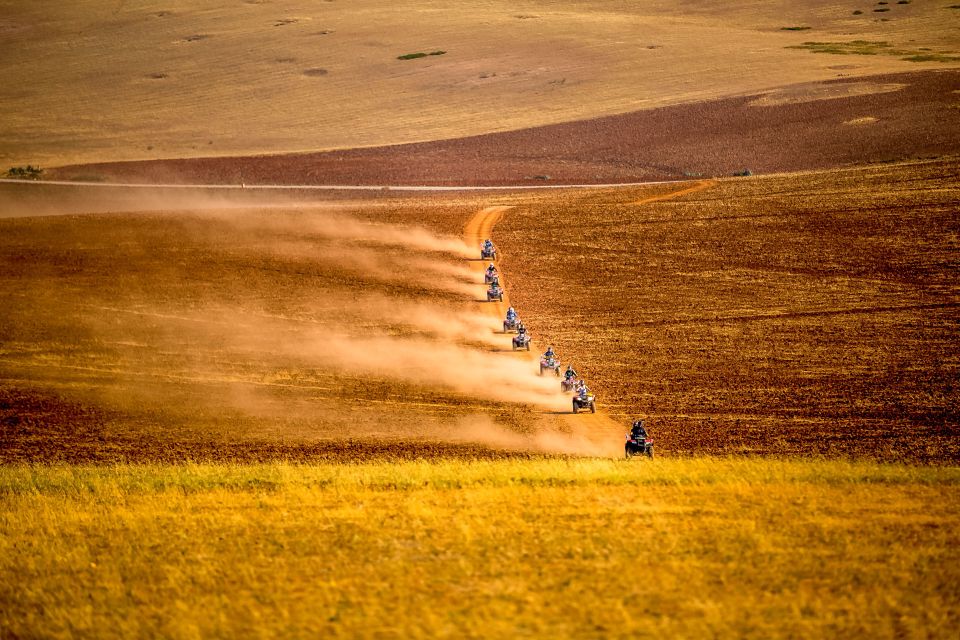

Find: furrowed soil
[496,158,960,462]
[1,157,957,463]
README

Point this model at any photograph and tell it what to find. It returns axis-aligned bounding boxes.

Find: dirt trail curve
[632,179,716,205]
[464,180,718,455]
[464,207,623,454]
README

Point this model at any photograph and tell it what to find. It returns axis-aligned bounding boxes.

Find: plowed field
[1,159,957,463]
[497,158,960,461]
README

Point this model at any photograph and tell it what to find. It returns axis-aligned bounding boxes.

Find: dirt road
[465,206,625,455]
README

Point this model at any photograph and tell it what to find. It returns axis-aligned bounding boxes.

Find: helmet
[488,263,495,269]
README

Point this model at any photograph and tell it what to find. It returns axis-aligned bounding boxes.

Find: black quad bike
[625,432,654,459]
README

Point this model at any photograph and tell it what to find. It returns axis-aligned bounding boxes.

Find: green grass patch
[4,165,43,180]
[397,50,447,60]
[902,53,960,62]
[789,40,893,55]
[1,459,958,637]
[789,40,959,62]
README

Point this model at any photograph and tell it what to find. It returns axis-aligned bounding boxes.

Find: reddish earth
[497,159,960,462]
[49,70,960,187]
[2,161,956,464]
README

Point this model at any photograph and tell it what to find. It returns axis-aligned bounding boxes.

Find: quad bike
[539,356,561,376]
[561,377,580,393]
[625,432,654,459]
[503,317,520,333]
[487,285,504,302]
[485,271,499,285]
[572,392,596,414]
[512,333,531,351]
[481,245,497,260]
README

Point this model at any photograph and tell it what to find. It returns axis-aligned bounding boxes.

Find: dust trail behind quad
[464,205,624,456]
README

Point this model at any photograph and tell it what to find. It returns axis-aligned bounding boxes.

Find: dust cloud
[2,191,606,455]
[446,415,620,457]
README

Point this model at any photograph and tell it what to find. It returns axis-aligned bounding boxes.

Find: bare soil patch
[2,159,957,463]
[495,159,960,462]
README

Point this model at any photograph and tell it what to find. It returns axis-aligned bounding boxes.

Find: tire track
[631,179,716,205]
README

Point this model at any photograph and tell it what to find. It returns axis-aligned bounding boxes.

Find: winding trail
[631,179,717,205]
[464,180,718,455]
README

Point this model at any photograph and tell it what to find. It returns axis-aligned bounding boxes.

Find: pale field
[1,458,958,638]
[2,0,959,168]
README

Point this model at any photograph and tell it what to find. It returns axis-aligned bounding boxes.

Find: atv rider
[543,346,556,362]
[630,420,648,439]
[486,263,497,276]
[483,239,495,253]
[577,383,591,400]
[564,364,578,381]
[505,306,517,321]
[516,320,526,335]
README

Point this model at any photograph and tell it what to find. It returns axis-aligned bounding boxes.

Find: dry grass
[1,458,958,638]
[2,0,957,168]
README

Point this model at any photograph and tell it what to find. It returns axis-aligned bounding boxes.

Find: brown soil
[496,158,960,462]
[50,70,960,186]
[2,159,957,463]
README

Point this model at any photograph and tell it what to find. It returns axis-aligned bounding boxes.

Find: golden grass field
[3,0,960,167]
[2,458,958,638]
